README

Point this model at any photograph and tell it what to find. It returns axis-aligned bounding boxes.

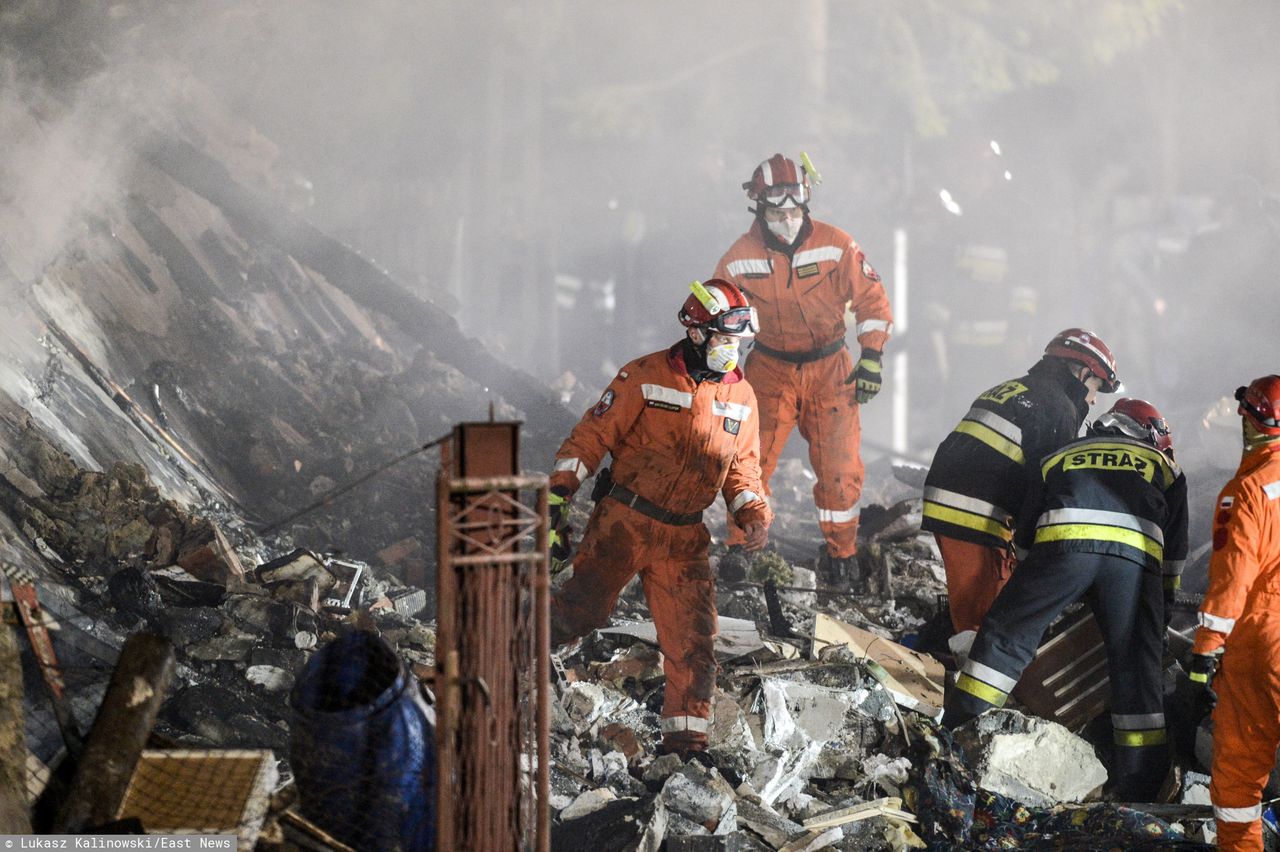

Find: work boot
[718,545,752,583]
[656,741,714,769]
[817,544,861,587]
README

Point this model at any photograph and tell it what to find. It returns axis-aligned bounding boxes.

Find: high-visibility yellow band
[1164,575,1181,591]
[923,502,1014,542]
[1033,524,1163,561]
[955,673,1009,707]
[549,492,568,506]
[1189,671,1208,683]
[1114,728,1168,747]
[955,420,1025,464]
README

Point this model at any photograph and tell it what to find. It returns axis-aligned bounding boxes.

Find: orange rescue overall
[550,343,771,749]
[715,219,892,558]
[1193,442,1280,852]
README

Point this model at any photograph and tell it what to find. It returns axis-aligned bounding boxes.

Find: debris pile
[540,493,1217,850]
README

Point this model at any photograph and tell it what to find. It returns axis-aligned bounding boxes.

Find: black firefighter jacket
[1015,433,1189,591]
[922,357,1091,549]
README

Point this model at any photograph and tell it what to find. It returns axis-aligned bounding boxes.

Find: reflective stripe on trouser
[933,533,1017,633]
[944,550,1168,799]
[1210,610,1280,851]
[727,344,862,557]
[551,499,717,746]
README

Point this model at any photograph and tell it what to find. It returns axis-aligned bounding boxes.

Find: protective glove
[845,348,883,404]
[1186,652,1219,717]
[548,487,573,572]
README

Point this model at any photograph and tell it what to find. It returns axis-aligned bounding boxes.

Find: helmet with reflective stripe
[1236,375,1280,436]
[1044,328,1121,393]
[743,153,811,210]
[678,279,758,337]
[1092,398,1173,452]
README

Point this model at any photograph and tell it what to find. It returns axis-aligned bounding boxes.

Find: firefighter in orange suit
[1188,375,1280,851]
[714,153,893,580]
[547,279,773,756]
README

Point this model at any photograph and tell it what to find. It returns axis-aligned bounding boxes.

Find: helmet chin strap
[1244,418,1280,451]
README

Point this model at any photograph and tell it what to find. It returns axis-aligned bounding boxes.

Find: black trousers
[944,549,1168,801]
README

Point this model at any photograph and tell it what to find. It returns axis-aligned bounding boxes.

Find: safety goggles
[758,183,809,208]
[1096,411,1170,441]
[709,306,759,336]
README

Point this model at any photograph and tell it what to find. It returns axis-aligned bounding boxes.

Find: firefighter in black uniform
[943,397,1189,801]
[922,329,1122,640]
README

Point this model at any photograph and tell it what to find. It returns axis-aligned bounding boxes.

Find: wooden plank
[1012,612,1110,731]
[50,632,175,833]
[812,614,945,720]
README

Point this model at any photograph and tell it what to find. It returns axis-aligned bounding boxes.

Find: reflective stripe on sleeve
[923,502,1014,542]
[1214,803,1262,823]
[793,246,844,266]
[725,258,771,277]
[554,457,590,481]
[1198,611,1236,635]
[954,420,1025,464]
[817,506,859,524]
[642,384,693,409]
[1164,575,1181,591]
[855,318,893,337]
[659,715,709,734]
[729,491,761,514]
[962,408,1023,445]
[713,400,752,421]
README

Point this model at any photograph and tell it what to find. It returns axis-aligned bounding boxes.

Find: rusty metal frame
[435,440,549,852]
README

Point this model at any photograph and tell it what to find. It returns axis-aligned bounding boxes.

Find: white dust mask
[706,339,740,373]
[766,215,803,244]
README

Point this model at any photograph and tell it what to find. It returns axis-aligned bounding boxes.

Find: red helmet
[678,279,758,336]
[743,153,811,210]
[1093,398,1173,452]
[1236,375,1280,436]
[1044,328,1121,393]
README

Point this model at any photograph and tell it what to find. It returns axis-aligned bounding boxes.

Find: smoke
[2,1,1278,471]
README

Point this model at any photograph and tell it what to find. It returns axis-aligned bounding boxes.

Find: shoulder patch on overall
[855,249,882,282]
[593,390,615,416]
[724,418,741,435]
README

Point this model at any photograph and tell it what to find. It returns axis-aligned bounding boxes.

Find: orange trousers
[934,533,1017,633]
[1210,606,1280,851]
[727,345,862,558]
[551,498,716,749]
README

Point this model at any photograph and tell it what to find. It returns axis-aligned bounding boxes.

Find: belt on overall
[605,482,702,526]
[753,338,847,364]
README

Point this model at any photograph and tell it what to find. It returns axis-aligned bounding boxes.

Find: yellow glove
[846,348,883,404]
[548,490,573,572]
